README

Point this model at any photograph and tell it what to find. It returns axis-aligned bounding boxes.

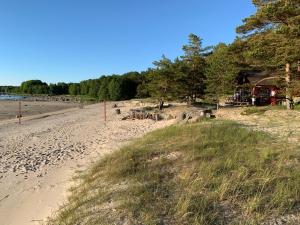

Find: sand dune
[0,102,174,225]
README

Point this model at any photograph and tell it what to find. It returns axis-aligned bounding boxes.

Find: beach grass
[47,121,300,225]
[241,105,300,116]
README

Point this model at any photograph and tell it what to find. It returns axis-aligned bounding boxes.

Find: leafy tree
[20,80,49,94]
[49,83,69,95]
[79,80,89,95]
[69,83,80,95]
[49,84,57,95]
[0,86,20,93]
[57,83,69,95]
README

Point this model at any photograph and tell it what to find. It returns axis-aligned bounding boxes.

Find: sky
[0,0,256,86]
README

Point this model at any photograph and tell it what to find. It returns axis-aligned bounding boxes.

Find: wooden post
[18,101,21,125]
[104,100,107,123]
[285,63,292,110]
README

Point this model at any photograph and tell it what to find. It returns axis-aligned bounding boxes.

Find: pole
[18,101,21,125]
[104,100,107,123]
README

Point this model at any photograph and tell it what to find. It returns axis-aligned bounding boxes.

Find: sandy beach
[0,102,175,225]
[0,100,80,121]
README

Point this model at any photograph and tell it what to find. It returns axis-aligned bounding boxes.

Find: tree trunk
[216,97,220,110]
[285,63,292,110]
[158,99,164,110]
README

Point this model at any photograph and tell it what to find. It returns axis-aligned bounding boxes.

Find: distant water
[0,94,26,100]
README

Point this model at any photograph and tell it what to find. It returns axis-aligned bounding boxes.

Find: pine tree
[236,0,300,109]
[205,43,239,107]
[98,77,110,101]
[108,77,122,101]
[147,56,186,109]
[181,34,208,103]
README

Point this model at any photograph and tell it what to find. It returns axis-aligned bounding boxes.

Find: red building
[234,71,283,106]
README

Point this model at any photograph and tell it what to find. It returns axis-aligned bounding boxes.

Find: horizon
[0,0,255,86]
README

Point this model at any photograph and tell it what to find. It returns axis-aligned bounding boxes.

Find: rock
[177,113,192,125]
[199,109,215,119]
[180,112,187,120]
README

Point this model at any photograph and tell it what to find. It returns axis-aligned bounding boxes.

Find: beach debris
[115,109,121,114]
[177,112,192,124]
[200,109,214,118]
[112,103,118,108]
[122,109,173,121]
[159,113,174,120]
[177,109,215,124]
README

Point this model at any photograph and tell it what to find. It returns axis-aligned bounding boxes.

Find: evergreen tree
[88,79,101,98]
[236,0,300,109]
[181,34,208,103]
[69,83,80,95]
[121,72,141,99]
[98,77,110,101]
[148,56,186,107]
[108,77,122,101]
[136,70,151,98]
[79,80,89,95]
[205,43,240,106]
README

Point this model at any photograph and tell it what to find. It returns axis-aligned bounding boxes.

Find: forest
[1,0,299,106]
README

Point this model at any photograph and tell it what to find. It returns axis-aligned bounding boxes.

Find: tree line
[1,72,142,101]
[1,0,299,107]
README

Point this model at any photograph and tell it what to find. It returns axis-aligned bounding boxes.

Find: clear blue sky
[0,0,255,86]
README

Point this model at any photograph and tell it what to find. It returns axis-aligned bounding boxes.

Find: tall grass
[47,121,300,225]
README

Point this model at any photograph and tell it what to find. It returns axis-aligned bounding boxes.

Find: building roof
[237,71,281,86]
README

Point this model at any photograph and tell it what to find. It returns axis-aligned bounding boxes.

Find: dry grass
[47,121,300,225]
[217,107,300,144]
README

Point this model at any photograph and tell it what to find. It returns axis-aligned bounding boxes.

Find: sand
[0,100,80,121]
[216,107,300,143]
[0,102,175,225]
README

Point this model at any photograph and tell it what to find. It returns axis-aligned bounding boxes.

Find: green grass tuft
[47,121,300,225]
[241,106,287,115]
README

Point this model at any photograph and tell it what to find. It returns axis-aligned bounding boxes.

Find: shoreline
[0,100,81,121]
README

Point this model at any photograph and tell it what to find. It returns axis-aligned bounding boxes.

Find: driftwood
[200,109,213,118]
[122,109,160,121]
[177,109,216,124]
